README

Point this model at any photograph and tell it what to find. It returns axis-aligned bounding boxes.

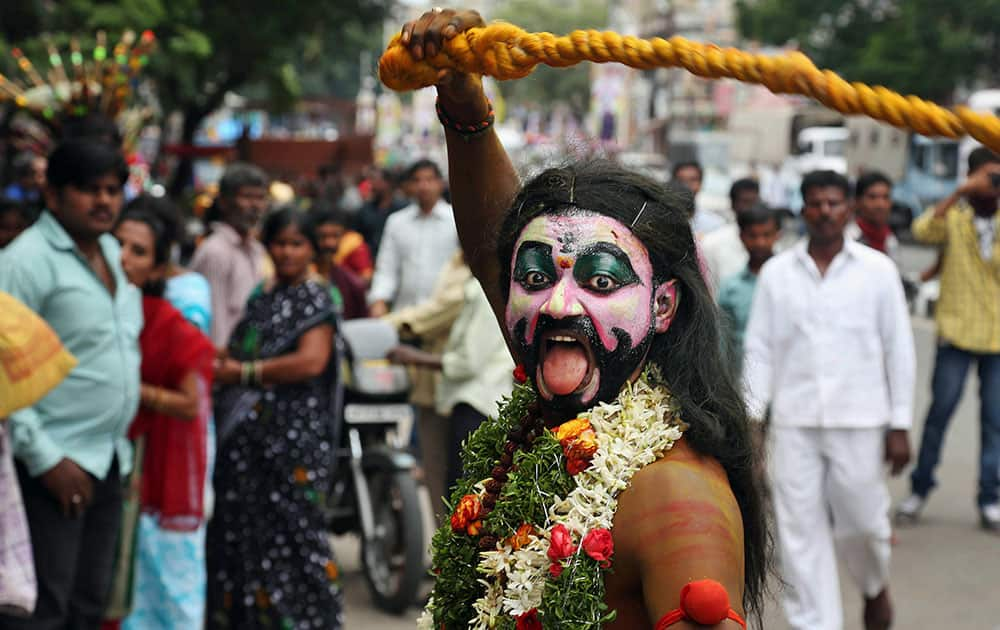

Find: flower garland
[419,367,686,629]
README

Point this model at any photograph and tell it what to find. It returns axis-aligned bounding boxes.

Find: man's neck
[224,220,249,240]
[315,255,332,276]
[73,235,103,259]
[971,198,998,218]
[748,255,771,275]
[418,199,437,215]
[807,236,844,273]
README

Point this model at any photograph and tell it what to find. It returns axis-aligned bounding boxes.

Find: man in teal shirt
[717,205,781,371]
[0,139,141,630]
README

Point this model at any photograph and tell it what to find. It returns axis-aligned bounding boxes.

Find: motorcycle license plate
[343,403,414,426]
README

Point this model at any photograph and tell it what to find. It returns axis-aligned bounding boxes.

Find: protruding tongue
[541,342,589,396]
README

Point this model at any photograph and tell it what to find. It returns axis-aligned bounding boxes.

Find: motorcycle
[325,317,425,614]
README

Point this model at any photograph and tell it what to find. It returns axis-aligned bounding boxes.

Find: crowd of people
[677,146,1000,629]
[0,114,516,628]
[0,75,999,630]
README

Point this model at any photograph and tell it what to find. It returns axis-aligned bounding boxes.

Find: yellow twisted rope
[379,22,1000,153]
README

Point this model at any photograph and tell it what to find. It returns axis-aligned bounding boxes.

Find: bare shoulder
[612,437,745,619]
[619,437,741,525]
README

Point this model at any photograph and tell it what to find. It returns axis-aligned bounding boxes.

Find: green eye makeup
[573,249,639,289]
[514,242,557,289]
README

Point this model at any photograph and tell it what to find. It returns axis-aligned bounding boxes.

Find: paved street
[335,241,1000,630]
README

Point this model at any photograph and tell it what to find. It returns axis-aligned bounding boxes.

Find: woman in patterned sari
[207,208,342,630]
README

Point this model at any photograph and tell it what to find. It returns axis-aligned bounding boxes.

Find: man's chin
[536,392,594,418]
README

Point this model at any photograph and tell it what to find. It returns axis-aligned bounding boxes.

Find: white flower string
[444,372,686,627]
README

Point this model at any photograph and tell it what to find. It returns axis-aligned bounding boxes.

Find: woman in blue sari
[206,209,342,630]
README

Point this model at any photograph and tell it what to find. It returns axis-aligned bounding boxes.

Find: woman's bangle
[240,362,251,387]
[253,360,264,386]
[436,98,495,140]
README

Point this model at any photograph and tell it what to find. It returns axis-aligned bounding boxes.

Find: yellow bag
[0,291,77,418]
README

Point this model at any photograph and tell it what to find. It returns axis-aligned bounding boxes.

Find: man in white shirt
[744,170,915,630]
[701,178,762,288]
[368,159,459,316]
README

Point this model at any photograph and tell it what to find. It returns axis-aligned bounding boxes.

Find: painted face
[506,211,678,414]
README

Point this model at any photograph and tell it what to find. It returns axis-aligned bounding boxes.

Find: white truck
[727,100,845,212]
[728,101,845,169]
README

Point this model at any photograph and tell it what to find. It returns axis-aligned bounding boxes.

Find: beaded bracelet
[436,98,495,140]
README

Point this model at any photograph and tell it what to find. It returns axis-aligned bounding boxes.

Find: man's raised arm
[400,9,521,326]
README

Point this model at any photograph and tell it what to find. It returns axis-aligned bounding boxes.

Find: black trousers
[0,458,122,630]
[446,403,488,495]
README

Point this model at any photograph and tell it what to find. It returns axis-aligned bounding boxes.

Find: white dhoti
[771,426,892,630]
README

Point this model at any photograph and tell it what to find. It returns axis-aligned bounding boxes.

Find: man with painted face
[400,8,770,630]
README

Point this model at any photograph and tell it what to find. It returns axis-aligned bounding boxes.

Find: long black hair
[497,160,772,621]
[117,201,172,297]
[261,207,321,253]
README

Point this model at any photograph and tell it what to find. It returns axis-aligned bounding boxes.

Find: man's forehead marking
[557,231,578,254]
[517,214,640,257]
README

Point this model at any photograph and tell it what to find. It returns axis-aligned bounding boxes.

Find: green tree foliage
[492,0,608,115]
[735,0,1000,102]
[1,0,389,139]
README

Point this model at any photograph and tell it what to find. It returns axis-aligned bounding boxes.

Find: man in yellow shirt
[897,147,1000,531]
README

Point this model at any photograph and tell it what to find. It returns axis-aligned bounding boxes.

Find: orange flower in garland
[507,523,535,550]
[553,418,599,475]
[553,418,589,444]
[450,493,484,536]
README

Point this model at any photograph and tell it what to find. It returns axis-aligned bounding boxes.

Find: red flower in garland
[582,528,614,568]
[547,524,576,561]
[450,493,483,536]
[547,523,576,577]
[513,364,528,384]
[516,608,542,630]
[566,456,592,476]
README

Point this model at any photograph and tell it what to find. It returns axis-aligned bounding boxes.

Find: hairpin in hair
[568,174,576,205]
[631,201,648,228]
[516,199,525,219]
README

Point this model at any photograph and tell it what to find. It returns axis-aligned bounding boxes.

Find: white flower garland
[419,373,685,629]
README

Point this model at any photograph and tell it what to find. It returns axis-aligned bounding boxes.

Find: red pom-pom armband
[655,579,746,629]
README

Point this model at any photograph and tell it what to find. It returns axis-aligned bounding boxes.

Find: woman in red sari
[105,206,215,629]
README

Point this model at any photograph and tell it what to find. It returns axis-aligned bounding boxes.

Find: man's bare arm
[613,439,746,628]
[401,9,522,335]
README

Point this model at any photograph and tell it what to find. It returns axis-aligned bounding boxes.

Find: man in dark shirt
[356,167,407,256]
